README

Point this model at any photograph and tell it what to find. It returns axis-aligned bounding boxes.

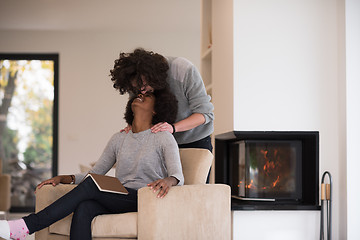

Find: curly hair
[110,48,169,94]
[124,89,178,125]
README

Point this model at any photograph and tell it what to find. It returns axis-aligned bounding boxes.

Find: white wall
[346,0,360,238]
[0,2,201,175]
[231,0,346,239]
[233,211,320,240]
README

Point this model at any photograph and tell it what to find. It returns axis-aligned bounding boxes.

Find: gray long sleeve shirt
[74,129,184,190]
[166,57,214,144]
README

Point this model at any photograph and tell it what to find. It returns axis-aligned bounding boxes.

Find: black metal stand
[320,171,332,240]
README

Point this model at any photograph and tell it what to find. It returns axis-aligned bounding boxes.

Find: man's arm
[151,113,205,134]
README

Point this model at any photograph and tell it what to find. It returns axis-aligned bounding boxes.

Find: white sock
[0,220,11,240]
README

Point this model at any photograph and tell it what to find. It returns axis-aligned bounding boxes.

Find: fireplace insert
[215,131,319,210]
[230,140,302,201]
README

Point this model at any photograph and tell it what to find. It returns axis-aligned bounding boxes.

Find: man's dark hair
[110,48,169,94]
[124,89,178,125]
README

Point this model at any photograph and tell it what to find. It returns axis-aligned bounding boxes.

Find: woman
[0,89,183,240]
[111,48,214,152]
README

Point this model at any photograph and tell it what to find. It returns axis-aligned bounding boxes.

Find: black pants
[23,177,137,240]
[178,135,213,152]
[178,135,213,183]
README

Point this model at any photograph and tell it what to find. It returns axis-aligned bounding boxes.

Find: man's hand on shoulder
[120,125,132,133]
[151,122,175,134]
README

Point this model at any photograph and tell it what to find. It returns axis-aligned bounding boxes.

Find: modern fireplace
[215,131,319,210]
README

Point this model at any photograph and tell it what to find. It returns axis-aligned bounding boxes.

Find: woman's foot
[0,220,11,240]
[6,219,29,240]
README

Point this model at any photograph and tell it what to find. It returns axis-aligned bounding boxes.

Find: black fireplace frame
[215,131,320,210]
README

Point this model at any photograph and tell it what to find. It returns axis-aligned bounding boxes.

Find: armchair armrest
[35,184,77,240]
[138,184,231,240]
[36,184,77,212]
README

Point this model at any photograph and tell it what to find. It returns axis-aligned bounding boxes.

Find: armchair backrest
[179,148,213,185]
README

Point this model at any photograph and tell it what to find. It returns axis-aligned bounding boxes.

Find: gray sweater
[74,129,184,190]
[166,57,214,144]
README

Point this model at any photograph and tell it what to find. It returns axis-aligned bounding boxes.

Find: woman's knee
[73,200,107,220]
[74,201,92,217]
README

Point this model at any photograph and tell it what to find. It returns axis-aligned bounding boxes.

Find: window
[0,53,58,212]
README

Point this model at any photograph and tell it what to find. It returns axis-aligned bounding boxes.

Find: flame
[240,147,287,192]
[274,148,278,157]
[246,179,254,189]
[260,149,268,159]
[263,161,276,172]
[272,176,280,187]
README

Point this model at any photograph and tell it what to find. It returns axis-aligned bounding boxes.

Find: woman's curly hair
[124,88,178,125]
[110,48,169,94]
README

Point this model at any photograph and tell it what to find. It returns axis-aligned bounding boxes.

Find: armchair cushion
[91,212,137,238]
[49,211,137,238]
[179,148,213,185]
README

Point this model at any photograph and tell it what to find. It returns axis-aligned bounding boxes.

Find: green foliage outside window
[0,57,56,210]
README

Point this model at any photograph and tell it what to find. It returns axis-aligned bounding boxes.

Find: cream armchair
[35,148,231,240]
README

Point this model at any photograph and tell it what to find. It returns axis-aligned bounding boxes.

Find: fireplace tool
[319,171,332,240]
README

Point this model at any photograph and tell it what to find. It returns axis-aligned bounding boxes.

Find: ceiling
[0,0,200,32]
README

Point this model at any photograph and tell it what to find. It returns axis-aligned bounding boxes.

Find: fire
[243,176,280,190]
[261,149,276,174]
[244,148,283,190]
[246,179,254,189]
[272,176,280,187]
[260,149,268,158]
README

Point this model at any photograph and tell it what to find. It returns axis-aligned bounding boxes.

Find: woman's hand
[35,175,71,192]
[151,122,174,134]
[147,177,179,198]
[120,125,132,133]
